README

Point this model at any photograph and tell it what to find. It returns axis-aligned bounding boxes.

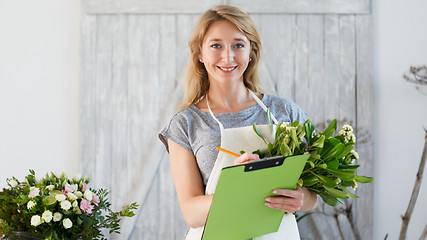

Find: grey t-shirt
[159,94,307,187]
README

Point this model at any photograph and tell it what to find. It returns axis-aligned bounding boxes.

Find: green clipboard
[201,154,309,240]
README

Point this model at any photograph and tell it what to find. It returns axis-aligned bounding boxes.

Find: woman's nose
[222,47,234,63]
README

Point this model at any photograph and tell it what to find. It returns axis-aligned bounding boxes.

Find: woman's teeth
[219,66,237,72]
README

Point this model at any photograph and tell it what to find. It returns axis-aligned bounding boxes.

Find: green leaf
[322,119,337,139]
[302,175,320,186]
[327,168,356,181]
[318,191,339,206]
[322,142,344,160]
[253,123,267,145]
[267,108,273,131]
[342,187,360,198]
[355,175,374,183]
[280,142,292,157]
[326,159,339,169]
[311,135,325,148]
[335,144,354,159]
[324,187,348,199]
[304,120,315,143]
[290,127,298,143]
[312,173,337,188]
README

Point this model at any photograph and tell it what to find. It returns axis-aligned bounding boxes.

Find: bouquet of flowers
[251,111,374,206]
[0,170,138,240]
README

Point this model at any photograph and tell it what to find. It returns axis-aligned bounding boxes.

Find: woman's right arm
[168,139,213,229]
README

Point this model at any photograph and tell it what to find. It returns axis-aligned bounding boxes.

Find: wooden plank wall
[80,0,374,239]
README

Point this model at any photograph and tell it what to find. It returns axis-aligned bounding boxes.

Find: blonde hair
[180,5,263,109]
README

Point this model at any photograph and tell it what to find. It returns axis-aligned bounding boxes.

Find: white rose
[28,187,40,198]
[55,194,66,202]
[46,185,55,191]
[31,215,42,227]
[72,200,78,208]
[84,189,93,201]
[8,179,18,188]
[62,218,73,229]
[53,212,62,222]
[75,191,83,199]
[60,200,72,210]
[27,200,36,209]
[42,210,53,223]
[67,192,77,201]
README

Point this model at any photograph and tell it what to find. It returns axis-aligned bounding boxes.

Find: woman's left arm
[265,185,317,213]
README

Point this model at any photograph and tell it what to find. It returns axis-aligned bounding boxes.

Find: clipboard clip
[244,156,285,172]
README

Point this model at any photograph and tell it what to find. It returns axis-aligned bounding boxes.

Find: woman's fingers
[265,186,305,213]
[234,152,260,165]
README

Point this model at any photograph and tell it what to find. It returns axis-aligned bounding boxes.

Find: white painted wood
[84,0,370,14]
[84,0,223,14]
[80,2,374,239]
[355,14,375,240]
[80,14,97,180]
[94,15,114,191]
[232,0,370,14]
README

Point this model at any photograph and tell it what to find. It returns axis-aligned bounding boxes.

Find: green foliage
[252,111,374,207]
[0,170,139,240]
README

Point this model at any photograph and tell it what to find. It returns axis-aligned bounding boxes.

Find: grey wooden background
[80,0,374,239]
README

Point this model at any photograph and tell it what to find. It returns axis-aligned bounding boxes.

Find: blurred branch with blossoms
[0,170,138,240]
[403,65,427,95]
[250,113,374,207]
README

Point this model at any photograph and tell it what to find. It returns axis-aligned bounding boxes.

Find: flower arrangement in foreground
[0,170,138,240]
[250,111,374,206]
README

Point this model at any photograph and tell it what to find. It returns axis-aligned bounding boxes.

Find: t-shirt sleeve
[287,101,308,123]
[158,113,194,154]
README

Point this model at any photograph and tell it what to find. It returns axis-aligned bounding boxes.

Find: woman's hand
[234,152,260,165]
[265,185,317,213]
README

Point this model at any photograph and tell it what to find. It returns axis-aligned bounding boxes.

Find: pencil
[216,147,241,157]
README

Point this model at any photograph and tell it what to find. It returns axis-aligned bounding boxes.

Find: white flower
[46,185,55,191]
[62,218,73,229]
[31,215,42,227]
[351,150,360,159]
[28,187,40,198]
[75,191,83,199]
[343,124,353,132]
[72,200,78,208]
[54,171,64,178]
[55,194,67,202]
[7,179,18,188]
[42,210,53,223]
[67,192,77,201]
[60,200,72,210]
[53,212,62,222]
[27,200,36,209]
[73,174,81,182]
[339,130,346,136]
[84,189,93,201]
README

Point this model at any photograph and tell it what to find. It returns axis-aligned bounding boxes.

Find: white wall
[0,0,81,186]
[1,0,426,239]
[373,0,427,239]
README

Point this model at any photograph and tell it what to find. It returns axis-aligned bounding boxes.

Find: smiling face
[200,20,251,86]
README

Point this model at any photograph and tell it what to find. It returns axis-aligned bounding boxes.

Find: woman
[159,5,317,239]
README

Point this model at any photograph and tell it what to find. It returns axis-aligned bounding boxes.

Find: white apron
[186,90,300,240]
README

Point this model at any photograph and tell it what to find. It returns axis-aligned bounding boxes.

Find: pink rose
[80,198,94,214]
[28,187,40,198]
[92,193,100,205]
[81,183,89,192]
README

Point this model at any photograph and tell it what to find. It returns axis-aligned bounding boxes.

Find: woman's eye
[211,44,221,49]
[234,44,244,49]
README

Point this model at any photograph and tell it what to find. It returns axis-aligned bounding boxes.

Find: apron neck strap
[206,89,279,129]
